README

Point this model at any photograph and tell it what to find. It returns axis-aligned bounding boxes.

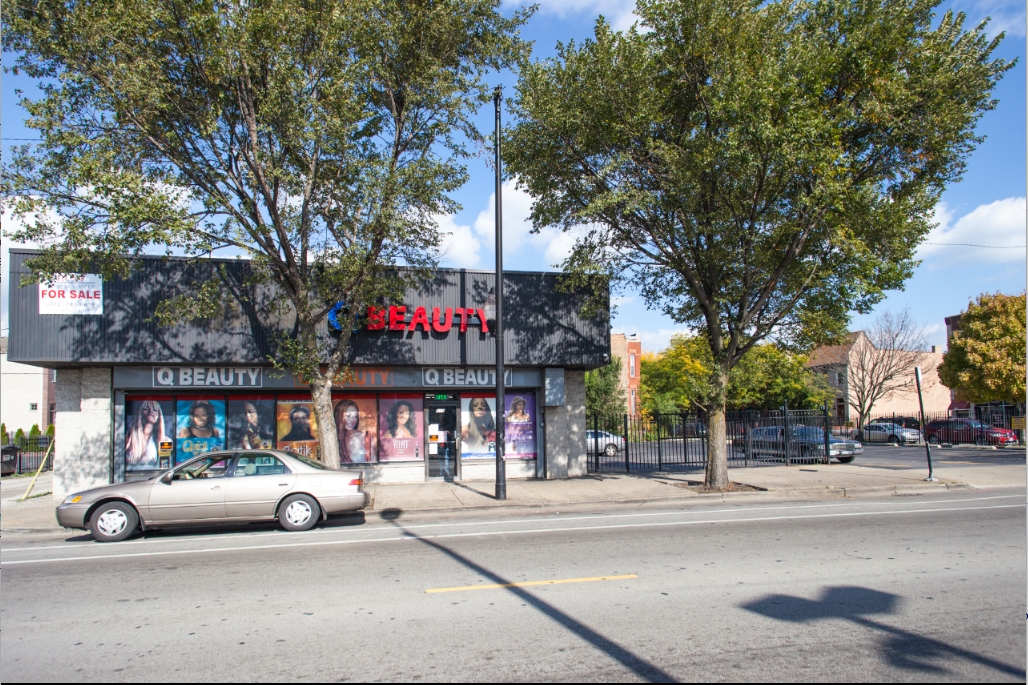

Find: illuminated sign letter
[367,306,387,331]
[431,307,453,333]
[408,306,431,332]
[388,306,407,331]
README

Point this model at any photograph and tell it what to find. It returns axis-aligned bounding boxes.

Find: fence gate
[586,406,834,473]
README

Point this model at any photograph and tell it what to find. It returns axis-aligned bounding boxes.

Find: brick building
[611,333,642,414]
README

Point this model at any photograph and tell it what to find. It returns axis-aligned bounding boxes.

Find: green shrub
[14,428,26,446]
[0,422,7,444]
[46,423,55,438]
[29,424,41,440]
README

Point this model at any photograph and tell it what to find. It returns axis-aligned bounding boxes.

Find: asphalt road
[2,488,1025,682]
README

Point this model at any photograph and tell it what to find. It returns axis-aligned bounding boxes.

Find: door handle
[279,483,289,486]
[211,486,221,490]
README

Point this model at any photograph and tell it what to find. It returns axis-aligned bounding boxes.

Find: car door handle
[211,486,221,490]
[279,483,289,486]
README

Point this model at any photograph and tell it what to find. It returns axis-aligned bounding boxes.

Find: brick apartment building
[611,333,642,414]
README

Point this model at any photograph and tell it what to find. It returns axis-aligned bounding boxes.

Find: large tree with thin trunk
[847,310,931,427]
[2,0,530,467]
[505,0,1011,489]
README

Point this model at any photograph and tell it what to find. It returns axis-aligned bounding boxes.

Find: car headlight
[63,494,84,504]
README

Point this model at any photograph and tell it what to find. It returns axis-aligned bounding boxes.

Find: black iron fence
[832,408,1026,447]
[587,407,838,473]
[1,436,55,475]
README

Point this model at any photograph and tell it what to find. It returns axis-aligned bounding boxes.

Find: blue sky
[3,0,1025,350]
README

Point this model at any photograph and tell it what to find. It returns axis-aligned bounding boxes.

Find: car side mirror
[161,472,173,484]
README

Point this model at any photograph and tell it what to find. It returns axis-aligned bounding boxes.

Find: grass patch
[21,491,52,500]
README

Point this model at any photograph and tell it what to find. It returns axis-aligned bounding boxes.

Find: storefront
[6,249,609,499]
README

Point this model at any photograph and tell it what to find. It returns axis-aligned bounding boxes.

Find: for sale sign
[38,274,104,315]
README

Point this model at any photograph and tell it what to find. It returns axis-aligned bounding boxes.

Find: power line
[926,242,1026,248]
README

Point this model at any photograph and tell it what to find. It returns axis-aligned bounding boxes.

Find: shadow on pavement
[378,507,675,683]
[742,586,1024,679]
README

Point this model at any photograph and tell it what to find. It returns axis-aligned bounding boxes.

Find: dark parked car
[734,425,863,463]
[924,419,1018,446]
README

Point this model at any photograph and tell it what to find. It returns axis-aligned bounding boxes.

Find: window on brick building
[630,353,636,377]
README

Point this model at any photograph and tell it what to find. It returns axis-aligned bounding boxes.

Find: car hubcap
[97,510,128,537]
[285,501,312,525]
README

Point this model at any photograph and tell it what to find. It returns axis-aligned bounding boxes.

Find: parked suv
[869,416,921,431]
[924,419,1018,446]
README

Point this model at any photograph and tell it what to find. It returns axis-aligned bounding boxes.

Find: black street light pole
[493,86,506,501]
[914,366,936,482]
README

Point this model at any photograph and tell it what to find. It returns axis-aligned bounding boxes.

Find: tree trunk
[704,364,730,490]
[310,377,340,469]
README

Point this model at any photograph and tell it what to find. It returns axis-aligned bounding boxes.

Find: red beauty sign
[367,306,489,334]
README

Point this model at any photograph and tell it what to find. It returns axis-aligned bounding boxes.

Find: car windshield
[291,453,330,470]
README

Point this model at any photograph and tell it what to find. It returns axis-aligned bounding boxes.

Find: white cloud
[918,197,1026,264]
[612,325,692,353]
[505,0,639,30]
[436,214,482,268]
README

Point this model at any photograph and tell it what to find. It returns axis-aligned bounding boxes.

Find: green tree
[506,0,1011,488]
[1,423,8,445]
[938,292,1026,404]
[585,356,628,417]
[2,0,530,468]
[641,335,832,412]
[28,424,41,441]
[46,423,56,438]
[15,428,27,447]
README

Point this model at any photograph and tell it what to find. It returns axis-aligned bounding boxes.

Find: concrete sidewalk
[2,462,1022,532]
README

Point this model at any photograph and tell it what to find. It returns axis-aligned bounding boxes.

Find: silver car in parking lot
[56,450,368,542]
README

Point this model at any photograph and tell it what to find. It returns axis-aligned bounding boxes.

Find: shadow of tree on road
[742,586,1024,679]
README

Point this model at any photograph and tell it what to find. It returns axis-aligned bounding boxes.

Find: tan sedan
[56,450,368,542]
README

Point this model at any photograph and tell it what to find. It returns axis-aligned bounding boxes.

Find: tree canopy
[505,0,1012,487]
[2,0,531,466]
[641,335,833,413]
[938,292,1026,405]
[585,355,628,417]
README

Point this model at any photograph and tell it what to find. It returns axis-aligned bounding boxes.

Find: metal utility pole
[493,86,506,501]
[914,366,936,482]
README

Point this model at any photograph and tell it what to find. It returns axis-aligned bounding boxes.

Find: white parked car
[860,423,922,444]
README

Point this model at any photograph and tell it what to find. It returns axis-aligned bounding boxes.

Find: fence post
[782,402,790,466]
[745,416,751,468]
[823,403,831,465]
[593,414,599,472]
[623,413,631,473]
[656,413,663,471]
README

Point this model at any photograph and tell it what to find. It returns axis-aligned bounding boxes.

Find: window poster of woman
[125,397,174,470]
[460,394,496,458]
[176,397,226,462]
[378,396,423,461]
[227,397,276,450]
[333,397,377,463]
[276,398,320,459]
[504,394,537,459]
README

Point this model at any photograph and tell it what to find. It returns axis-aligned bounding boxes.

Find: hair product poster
[125,397,174,470]
[504,393,537,459]
[378,395,423,462]
[176,397,226,462]
[333,397,377,464]
[460,394,496,458]
[227,396,276,450]
[276,398,320,459]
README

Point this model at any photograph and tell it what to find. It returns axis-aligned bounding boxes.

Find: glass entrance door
[426,403,459,480]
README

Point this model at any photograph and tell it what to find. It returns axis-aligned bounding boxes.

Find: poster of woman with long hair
[176,397,226,462]
[333,397,377,463]
[378,396,423,461]
[504,394,537,459]
[460,395,496,458]
[125,398,173,470]
[227,397,276,449]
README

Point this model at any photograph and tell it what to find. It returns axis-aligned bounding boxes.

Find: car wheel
[88,502,138,543]
[927,435,940,445]
[279,494,320,532]
[888,435,900,446]
[604,443,618,457]
[836,456,855,464]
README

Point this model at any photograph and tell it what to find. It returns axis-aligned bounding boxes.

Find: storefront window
[125,397,175,470]
[378,395,424,461]
[461,394,497,458]
[227,396,276,450]
[504,394,537,459]
[176,397,226,463]
[332,396,377,463]
[276,397,320,460]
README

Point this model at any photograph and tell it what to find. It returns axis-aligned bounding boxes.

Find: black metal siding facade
[8,250,610,368]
